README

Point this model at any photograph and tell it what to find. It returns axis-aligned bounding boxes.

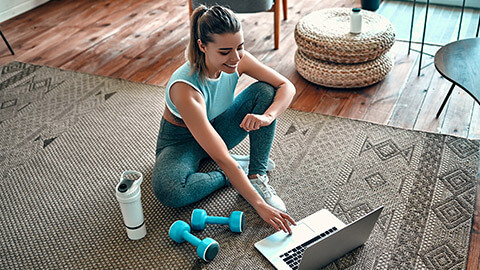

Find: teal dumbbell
[169,220,219,262]
[191,209,245,233]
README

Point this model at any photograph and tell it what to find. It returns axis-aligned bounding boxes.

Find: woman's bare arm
[237,51,296,131]
[169,82,295,233]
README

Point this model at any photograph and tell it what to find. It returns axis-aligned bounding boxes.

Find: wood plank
[385,56,436,129]
[441,87,476,138]
[144,51,186,86]
[333,36,415,121]
[362,42,416,125]
[0,1,100,56]
[62,4,186,76]
[111,11,189,80]
[0,0,79,31]
[291,84,326,112]
[467,103,480,139]
[59,2,177,67]
[336,83,379,120]
[412,69,451,134]
[40,1,162,67]
[289,74,319,111]
[128,41,186,83]
[60,8,180,73]
[90,12,186,78]
[17,0,144,64]
[313,88,351,116]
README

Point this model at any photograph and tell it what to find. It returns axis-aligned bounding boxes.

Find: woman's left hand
[240,113,274,132]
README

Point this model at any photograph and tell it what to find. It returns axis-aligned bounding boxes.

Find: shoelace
[251,175,277,198]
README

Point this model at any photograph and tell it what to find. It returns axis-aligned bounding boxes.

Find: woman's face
[198,31,245,78]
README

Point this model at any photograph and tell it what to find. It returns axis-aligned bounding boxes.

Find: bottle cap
[116,170,143,203]
[352,8,361,12]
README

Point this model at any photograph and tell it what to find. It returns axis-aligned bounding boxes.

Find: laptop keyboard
[279,226,338,270]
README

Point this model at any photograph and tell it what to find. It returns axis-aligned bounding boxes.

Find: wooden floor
[0,0,478,268]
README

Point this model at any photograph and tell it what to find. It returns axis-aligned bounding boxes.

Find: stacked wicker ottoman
[294,8,396,88]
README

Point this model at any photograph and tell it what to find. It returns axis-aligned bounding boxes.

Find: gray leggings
[152,82,277,208]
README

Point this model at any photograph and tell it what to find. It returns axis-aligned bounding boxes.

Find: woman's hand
[240,113,274,132]
[255,203,296,234]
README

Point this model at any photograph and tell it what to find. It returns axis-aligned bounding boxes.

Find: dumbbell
[169,220,219,262]
[191,209,245,233]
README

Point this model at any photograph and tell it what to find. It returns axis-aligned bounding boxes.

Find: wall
[0,0,50,23]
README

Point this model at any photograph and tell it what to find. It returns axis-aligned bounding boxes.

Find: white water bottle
[350,8,362,34]
[116,170,147,240]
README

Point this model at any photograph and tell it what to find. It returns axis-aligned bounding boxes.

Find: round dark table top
[434,38,480,104]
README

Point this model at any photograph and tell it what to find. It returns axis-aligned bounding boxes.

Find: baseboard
[0,0,50,23]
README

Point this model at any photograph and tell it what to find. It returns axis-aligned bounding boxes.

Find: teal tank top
[166,62,239,121]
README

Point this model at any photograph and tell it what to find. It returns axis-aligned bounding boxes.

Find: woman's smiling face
[198,31,245,79]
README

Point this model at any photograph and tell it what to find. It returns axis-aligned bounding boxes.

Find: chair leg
[274,1,280,50]
[282,0,288,20]
[0,29,14,55]
[436,83,455,118]
[408,0,416,55]
[476,11,480,37]
[418,0,430,76]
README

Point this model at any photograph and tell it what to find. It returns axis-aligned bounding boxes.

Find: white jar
[350,8,362,34]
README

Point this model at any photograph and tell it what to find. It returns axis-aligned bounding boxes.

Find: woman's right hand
[255,203,296,234]
[240,113,274,132]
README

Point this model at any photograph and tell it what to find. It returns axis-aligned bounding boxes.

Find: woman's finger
[278,215,292,234]
[246,117,254,130]
[274,216,288,233]
[240,118,246,129]
[281,212,296,226]
[247,120,253,130]
[240,115,252,129]
[269,219,280,231]
[273,218,286,233]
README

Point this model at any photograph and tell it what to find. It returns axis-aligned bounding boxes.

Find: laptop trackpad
[255,223,316,257]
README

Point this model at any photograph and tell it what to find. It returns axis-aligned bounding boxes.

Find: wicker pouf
[294,7,396,88]
[295,8,395,64]
[295,49,394,88]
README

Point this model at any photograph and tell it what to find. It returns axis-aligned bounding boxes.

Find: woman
[152,5,296,233]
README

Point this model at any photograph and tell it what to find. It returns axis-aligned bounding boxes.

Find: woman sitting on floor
[152,4,296,233]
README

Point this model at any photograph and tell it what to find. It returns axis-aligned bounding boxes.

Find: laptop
[254,206,384,270]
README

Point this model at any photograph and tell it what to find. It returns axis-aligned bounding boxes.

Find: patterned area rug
[1,62,479,269]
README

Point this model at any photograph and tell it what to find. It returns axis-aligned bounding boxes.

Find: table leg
[0,29,14,55]
[436,83,455,118]
[418,0,430,76]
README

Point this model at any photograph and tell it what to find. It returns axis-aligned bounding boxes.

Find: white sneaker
[231,154,275,174]
[249,174,286,212]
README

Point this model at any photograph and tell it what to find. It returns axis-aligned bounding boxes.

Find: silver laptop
[254,206,384,270]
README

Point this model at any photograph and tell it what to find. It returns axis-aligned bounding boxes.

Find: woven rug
[1,62,479,269]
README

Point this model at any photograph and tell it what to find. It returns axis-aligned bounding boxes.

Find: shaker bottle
[350,8,362,34]
[116,170,147,240]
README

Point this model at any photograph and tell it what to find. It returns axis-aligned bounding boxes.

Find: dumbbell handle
[182,230,201,246]
[206,216,229,225]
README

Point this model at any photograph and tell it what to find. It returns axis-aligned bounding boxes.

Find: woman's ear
[197,39,207,53]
